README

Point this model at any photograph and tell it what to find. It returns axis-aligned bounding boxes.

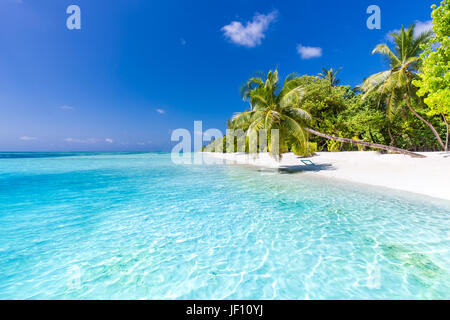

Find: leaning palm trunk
[304,128,426,158]
[386,119,396,146]
[442,113,449,152]
[404,95,445,151]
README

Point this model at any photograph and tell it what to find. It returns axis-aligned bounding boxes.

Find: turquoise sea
[0,152,449,299]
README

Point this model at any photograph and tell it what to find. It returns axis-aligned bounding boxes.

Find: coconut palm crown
[361,24,432,115]
[232,69,312,155]
[360,24,446,149]
[318,67,342,87]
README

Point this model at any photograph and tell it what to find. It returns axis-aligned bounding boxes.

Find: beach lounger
[300,159,315,165]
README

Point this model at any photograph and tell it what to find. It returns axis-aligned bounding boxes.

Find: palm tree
[231,69,425,158]
[318,67,342,87]
[361,24,445,150]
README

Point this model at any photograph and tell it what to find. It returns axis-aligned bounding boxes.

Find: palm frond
[372,44,401,65]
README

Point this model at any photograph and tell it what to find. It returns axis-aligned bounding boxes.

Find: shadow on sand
[257,163,335,174]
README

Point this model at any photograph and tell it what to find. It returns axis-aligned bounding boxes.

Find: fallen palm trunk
[305,128,426,158]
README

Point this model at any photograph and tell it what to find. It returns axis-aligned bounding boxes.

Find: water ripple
[0,153,449,299]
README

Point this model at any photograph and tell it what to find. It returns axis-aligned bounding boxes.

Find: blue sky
[0,0,435,151]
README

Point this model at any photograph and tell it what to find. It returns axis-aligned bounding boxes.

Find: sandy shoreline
[203,151,450,201]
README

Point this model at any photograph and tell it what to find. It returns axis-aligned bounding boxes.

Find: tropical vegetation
[204,3,449,157]
[413,0,449,151]
[318,67,342,87]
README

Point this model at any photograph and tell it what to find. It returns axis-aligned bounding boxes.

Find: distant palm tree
[318,67,342,87]
[361,24,445,150]
[231,69,424,158]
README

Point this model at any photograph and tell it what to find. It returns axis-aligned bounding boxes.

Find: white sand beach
[204,151,450,201]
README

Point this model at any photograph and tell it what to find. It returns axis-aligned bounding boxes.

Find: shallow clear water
[0,153,449,299]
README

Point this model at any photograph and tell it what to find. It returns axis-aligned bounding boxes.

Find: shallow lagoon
[0,153,449,299]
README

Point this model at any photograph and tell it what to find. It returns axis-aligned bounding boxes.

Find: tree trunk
[442,113,449,152]
[387,120,395,146]
[305,128,426,158]
[404,95,445,151]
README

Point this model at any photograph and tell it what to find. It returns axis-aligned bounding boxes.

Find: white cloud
[385,31,397,42]
[385,20,433,42]
[414,20,433,37]
[64,138,99,144]
[156,109,165,114]
[296,44,322,59]
[221,10,277,47]
[65,137,114,144]
[137,140,152,146]
[60,105,74,110]
[20,136,37,141]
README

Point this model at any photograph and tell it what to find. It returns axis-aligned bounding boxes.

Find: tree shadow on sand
[258,163,335,174]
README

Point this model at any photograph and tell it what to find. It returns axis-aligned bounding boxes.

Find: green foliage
[326,139,342,152]
[231,69,311,157]
[307,142,318,155]
[292,141,317,156]
[413,0,450,118]
[203,136,226,153]
[286,76,379,151]
[353,137,366,151]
